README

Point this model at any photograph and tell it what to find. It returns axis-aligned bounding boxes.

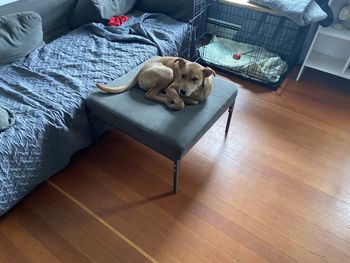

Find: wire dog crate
[180,0,211,60]
[185,0,309,90]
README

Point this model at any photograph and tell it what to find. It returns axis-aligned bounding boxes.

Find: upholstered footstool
[87,62,238,193]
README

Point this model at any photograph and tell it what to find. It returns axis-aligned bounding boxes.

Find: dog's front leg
[182,98,199,105]
[165,85,185,110]
[145,87,171,105]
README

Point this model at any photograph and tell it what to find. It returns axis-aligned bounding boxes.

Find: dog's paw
[167,100,185,110]
[175,101,185,110]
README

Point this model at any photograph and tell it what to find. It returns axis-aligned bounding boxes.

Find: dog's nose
[180,89,187,96]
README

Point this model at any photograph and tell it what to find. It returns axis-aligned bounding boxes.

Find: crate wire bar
[180,0,211,60]
[185,0,308,90]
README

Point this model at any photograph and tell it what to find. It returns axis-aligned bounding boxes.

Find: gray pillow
[0,12,43,66]
[135,0,194,22]
[0,106,15,132]
[71,0,137,28]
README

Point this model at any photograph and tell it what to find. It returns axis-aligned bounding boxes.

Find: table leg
[225,102,235,136]
[173,160,180,194]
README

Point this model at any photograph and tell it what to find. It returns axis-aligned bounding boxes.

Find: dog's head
[174,58,215,97]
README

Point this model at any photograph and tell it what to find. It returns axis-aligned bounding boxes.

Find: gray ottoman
[87,63,238,193]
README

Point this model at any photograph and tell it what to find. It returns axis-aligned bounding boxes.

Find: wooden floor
[1,68,350,263]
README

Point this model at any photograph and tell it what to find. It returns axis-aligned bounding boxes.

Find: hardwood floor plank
[49,175,180,263]
[51,165,237,263]
[37,183,151,263]
[0,216,61,263]
[84,163,268,263]
[0,231,31,263]
[228,68,350,132]
[21,189,122,263]
[223,93,350,199]
[12,203,92,263]
[186,153,350,245]
[55,160,259,262]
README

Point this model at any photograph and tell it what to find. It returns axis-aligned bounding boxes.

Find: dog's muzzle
[179,89,187,97]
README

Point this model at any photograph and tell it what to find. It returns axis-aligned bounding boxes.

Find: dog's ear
[174,58,186,68]
[203,67,216,78]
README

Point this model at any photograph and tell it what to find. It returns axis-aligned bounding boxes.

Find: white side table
[297,0,350,81]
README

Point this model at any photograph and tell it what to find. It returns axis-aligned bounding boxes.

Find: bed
[0,10,189,215]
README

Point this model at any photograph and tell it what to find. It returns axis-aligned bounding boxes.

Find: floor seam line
[47,180,157,263]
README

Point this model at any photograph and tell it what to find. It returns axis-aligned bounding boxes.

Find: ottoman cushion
[87,63,238,160]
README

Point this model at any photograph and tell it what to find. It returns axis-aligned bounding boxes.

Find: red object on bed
[108,16,129,26]
[233,53,241,60]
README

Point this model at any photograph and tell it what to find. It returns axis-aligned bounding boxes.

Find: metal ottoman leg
[173,160,180,194]
[225,102,235,136]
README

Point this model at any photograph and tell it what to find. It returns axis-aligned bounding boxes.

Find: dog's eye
[192,78,199,82]
[181,74,186,79]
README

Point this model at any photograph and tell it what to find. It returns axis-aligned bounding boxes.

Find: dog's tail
[96,74,139,94]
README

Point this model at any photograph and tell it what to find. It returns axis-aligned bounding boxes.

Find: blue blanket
[250,0,327,26]
[0,12,188,215]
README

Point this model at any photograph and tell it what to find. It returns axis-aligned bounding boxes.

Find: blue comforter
[0,12,188,215]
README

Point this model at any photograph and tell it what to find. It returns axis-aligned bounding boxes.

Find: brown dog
[96,57,215,110]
